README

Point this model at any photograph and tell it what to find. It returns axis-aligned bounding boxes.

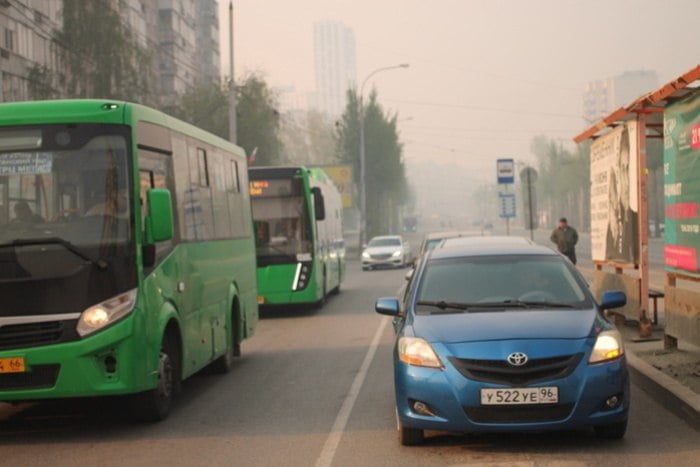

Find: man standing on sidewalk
[550,217,579,264]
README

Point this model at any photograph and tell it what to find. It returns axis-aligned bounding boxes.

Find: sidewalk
[578,265,700,430]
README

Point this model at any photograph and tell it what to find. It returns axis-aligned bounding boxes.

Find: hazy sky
[219,0,697,181]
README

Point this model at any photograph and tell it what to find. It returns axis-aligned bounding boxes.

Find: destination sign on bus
[249,178,301,197]
[0,152,53,175]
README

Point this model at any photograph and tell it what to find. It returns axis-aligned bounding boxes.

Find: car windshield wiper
[2,237,108,270]
[416,300,529,314]
[517,300,577,309]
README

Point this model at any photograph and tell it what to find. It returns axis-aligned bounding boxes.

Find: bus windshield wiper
[6,237,108,270]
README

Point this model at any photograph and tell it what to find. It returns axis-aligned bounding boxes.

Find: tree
[50,0,155,103]
[236,73,283,166]
[530,136,590,230]
[168,82,230,140]
[336,89,408,236]
[167,73,283,165]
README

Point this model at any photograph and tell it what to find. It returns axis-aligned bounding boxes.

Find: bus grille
[0,364,60,390]
[0,321,77,351]
[448,353,583,386]
[464,403,574,423]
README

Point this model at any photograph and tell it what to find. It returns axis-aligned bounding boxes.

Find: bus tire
[210,303,240,374]
[131,326,181,422]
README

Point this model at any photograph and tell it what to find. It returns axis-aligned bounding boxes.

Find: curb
[625,350,700,430]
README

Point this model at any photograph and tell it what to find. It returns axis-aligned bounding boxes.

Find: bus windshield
[0,124,137,317]
[250,177,312,261]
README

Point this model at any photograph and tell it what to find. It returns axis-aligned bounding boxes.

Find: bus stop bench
[648,289,664,325]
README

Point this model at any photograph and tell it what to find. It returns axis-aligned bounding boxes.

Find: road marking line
[314,316,389,467]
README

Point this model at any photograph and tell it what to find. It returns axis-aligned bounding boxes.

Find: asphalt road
[1,263,698,467]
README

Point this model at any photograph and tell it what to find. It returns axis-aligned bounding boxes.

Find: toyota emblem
[507,352,528,366]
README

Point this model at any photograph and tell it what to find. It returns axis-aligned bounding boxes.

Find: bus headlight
[77,289,137,337]
[589,329,624,364]
[292,261,313,291]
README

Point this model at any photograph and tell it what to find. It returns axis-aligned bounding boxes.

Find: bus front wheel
[131,328,181,422]
[210,305,240,374]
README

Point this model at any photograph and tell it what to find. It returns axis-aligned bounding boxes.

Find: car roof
[440,235,532,248]
[422,230,481,241]
[369,235,402,241]
[429,240,558,260]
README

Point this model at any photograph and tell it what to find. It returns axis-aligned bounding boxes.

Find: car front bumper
[394,352,630,434]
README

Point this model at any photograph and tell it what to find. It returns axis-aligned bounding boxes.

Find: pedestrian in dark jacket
[550,217,578,264]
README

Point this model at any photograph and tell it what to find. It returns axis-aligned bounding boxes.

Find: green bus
[249,166,345,308]
[0,100,257,420]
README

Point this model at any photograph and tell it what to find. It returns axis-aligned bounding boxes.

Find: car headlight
[589,329,624,364]
[398,337,442,368]
[392,250,402,257]
[362,251,370,259]
[77,289,137,337]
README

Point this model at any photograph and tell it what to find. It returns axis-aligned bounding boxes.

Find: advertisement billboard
[664,97,700,277]
[590,121,639,264]
[320,165,353,208]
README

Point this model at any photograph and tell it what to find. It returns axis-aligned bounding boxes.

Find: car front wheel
[397,410,424,446]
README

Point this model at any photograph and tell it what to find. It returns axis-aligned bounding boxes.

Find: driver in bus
[12,200,44,224]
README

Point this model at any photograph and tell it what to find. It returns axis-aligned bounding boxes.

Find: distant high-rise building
[313,21,356,116]
[158,0,198,106]
[583,70,658,122]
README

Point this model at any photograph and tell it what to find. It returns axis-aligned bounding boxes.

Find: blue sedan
[375,241,629,445]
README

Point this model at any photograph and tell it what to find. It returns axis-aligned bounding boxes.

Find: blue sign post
[497,158,516,235]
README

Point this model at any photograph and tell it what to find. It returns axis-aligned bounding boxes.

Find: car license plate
[0,357,26,374]
[481,387,558,405]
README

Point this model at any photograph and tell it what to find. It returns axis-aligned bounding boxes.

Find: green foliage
[531,136,590,230]
[336,89,408,236]
[168,81,230,139]
[54,0,154,103]
[236,73,283,166]
[27,64,58,100]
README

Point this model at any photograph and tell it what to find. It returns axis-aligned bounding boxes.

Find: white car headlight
[589,329,624,364]
[392,250,402,257]
[398,336,442,368]
[362,251,370,259]
[77,289,137,337]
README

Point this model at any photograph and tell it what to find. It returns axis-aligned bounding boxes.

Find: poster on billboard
[663,96,700,277]
[590,121,639,264]
[320,165,354,208]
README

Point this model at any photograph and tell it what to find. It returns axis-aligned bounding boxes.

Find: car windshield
[415,254,592,313]
[369,237,401,247]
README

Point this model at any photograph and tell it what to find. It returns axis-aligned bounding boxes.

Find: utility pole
[228,1,237,144]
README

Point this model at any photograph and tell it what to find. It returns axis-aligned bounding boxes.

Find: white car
[362,235,410,270]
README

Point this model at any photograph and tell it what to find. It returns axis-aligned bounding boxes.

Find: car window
[368,237,401,247]
[415,254,591,311]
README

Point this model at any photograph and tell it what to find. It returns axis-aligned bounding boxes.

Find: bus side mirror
[311,187,325,221]
[254,220,270,246]
[144,188,173,244]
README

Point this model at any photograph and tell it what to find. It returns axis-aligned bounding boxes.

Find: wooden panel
[592,270,641,320]
[664,285,700,346]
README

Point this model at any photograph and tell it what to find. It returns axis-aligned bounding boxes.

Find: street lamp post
[358,63,409,252]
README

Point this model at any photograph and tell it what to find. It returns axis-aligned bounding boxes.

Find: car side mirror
[375,297,401,316]
[405,269,414,281]
[601,290,626,310]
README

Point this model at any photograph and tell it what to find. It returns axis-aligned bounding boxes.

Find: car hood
[411,308,597,343]
[365,245,401,255]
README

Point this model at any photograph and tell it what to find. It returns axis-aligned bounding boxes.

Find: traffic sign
[497,158,515,184]
[499,192,516,218]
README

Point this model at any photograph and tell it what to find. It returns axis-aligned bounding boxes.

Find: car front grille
[0,320,79,351]
[448,353,584,385]
[464,403,575,423]
[0,364,60,390]
[370,254,393,260]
